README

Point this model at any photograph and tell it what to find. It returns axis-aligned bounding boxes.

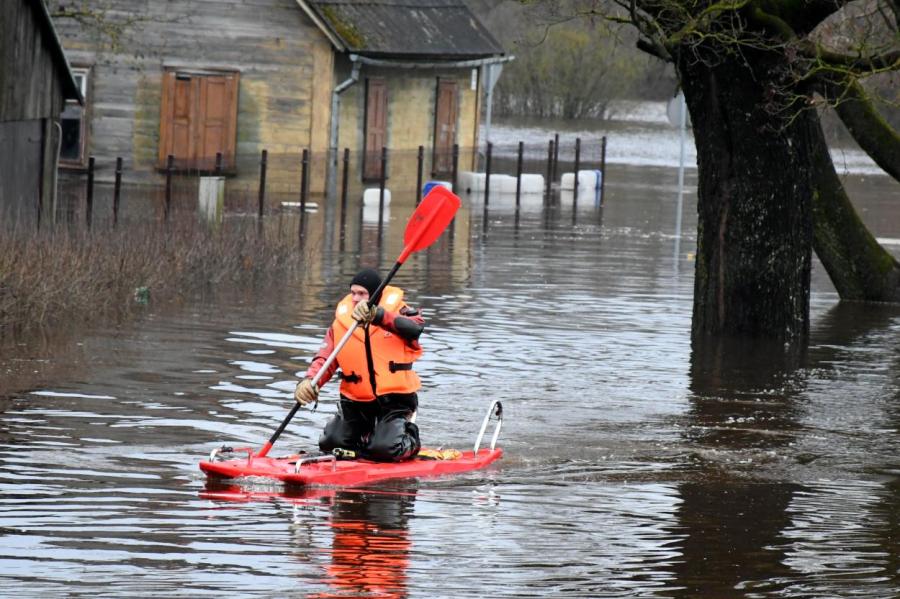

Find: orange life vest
[332,285,422,401]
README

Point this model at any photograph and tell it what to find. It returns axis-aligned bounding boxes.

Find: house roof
[30,0,83,104]
[298,0,505,60]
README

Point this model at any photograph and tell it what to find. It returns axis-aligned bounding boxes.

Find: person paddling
[294,268,425,462]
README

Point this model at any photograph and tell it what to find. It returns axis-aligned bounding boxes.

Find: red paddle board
[200,447,502,487]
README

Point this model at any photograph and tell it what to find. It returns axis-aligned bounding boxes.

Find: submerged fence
[6,135,608,233]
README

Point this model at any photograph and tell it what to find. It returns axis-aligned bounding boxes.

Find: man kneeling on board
[294,268,425,462]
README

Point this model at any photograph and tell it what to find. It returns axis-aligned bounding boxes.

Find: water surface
[2,125,899,597]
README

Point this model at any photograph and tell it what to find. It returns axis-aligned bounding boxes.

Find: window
[60,68,89,165]
[158,69,239,171]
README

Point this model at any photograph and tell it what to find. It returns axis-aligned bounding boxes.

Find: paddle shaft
[255,261,404,458]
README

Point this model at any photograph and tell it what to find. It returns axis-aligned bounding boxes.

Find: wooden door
[169,73,196,168]
[363,78,388,180]
[197,73,238,170]
[159,70,239,170]
[432,79,458,176]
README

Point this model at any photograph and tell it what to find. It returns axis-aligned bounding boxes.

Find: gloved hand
[352,301,377,324]
[294,378,318,406]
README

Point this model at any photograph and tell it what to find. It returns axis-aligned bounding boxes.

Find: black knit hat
[350,268,382,301]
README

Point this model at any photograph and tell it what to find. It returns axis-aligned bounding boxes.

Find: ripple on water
[1,165,898,596]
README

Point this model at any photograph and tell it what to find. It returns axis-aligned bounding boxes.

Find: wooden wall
[0,1,66,122]
[0,0,69,227]
[52,0,334,191]
[338,66,482,184]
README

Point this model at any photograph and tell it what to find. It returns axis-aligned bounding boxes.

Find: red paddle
[255,186,461,458]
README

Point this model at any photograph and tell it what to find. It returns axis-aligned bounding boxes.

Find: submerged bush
[0,220,310,334]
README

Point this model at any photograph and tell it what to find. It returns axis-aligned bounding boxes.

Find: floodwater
[2,109,900,597]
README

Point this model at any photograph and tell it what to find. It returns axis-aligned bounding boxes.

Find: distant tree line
[474,0,676,120]
[472,0,897,131]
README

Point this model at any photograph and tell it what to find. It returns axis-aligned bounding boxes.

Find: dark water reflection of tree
[673,302,900,594]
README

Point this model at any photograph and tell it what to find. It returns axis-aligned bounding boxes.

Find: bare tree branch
[818,74,900,182]
[800,40,900,74]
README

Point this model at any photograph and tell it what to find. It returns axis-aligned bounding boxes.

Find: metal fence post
[515,141,524,208]
[416,145,424,206]
[165,154,174,222]
[451,143,459,192]
[85,155,95,229]
[601,135,607,204]
[340,147,350,241]
[545,140,553,201]
[378,146,387,225]
[300,148,309,216]
[484,142,493,207]
[113,156,123,227]
[574,137,581,199]
[553,132,560,184]
[258,149,267,219]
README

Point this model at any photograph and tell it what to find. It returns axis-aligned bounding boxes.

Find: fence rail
[5,135,608,233]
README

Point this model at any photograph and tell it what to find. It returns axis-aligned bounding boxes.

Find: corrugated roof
[302,0,505,59]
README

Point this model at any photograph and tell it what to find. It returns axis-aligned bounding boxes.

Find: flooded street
[2,114,900,596]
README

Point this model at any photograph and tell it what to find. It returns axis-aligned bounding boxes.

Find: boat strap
[338,370,361,383]
[337,364,411,381]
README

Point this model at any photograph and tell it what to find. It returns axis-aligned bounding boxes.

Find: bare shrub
[0,219,310,334]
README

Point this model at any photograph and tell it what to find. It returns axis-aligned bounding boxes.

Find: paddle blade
[399,186,461,263]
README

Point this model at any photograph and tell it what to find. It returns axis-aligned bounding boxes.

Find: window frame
[58,66,90,169]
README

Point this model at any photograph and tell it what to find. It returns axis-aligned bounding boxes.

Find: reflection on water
[201,483,415,599]
[1,163,899,596]
[314,490,413,599]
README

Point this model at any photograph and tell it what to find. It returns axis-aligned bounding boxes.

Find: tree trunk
[809,119,900,301]
[679,49,816,341]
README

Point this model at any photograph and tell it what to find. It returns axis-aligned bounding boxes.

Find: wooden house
[50,0,506,197]
[1,0,82,228]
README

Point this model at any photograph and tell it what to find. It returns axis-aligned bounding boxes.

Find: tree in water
[554,0,900,341]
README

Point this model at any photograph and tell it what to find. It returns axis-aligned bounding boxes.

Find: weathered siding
[54,0,333,190]
[1,0,74,226]
[308,41,335,193]
[338,67,480,184]
[0,1,66,122]
[0,120,43,224]
[51,0,495,199]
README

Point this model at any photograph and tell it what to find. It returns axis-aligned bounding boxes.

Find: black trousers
[318,392,420,462]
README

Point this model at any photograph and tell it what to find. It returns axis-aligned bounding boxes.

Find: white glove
[352,301,377,324]
[294,378,318,406]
